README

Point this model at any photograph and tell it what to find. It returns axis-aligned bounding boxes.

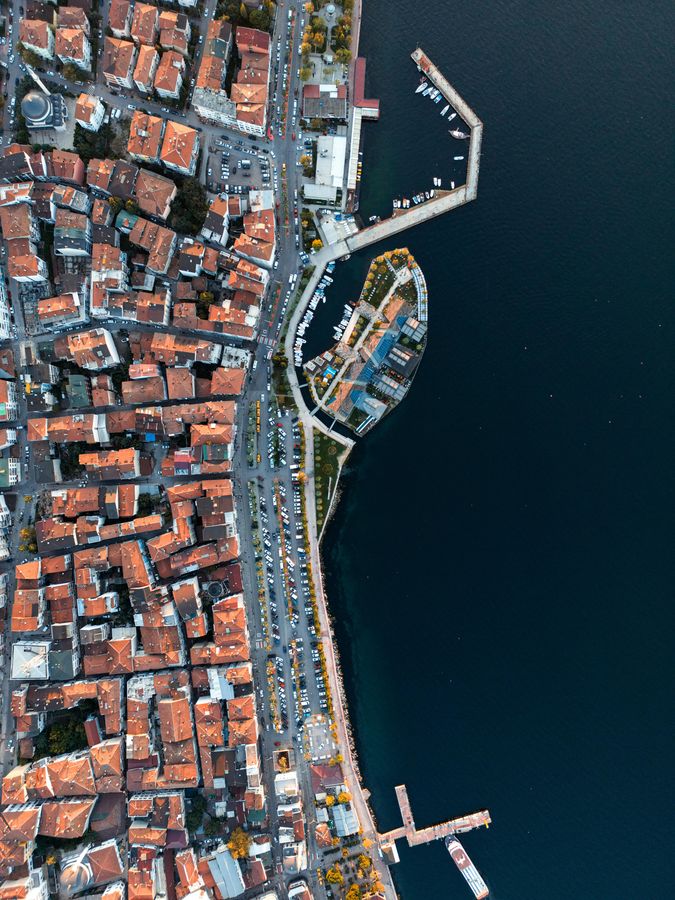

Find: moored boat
[450,129,470,139]
[415,80,428,93]
[441,104,450,115]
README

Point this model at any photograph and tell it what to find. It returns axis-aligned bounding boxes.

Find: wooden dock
[378,784,491,850]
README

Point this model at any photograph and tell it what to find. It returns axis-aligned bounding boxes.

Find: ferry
[441,104,450,115]
[445,837,489,899]
[415,81,428,94]
[450,130,470,139]
[454,156,465,161]
[448,112,457,122]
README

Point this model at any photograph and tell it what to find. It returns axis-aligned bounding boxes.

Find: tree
[204,818,222,836]
[62,63,81,81]
[325,794,335,807]
[125,198,139,213]
[357,853,372,872]
[337,791,351,804]
[171,178,208,235]
[335,48,352,64]
[311,239,323,252]
[300,65,312,81]
[17,43,42,68]
[325,864,343,885]
[345,886,361,900]
[108,196,123,213]
[228,826,251,859]
[186,794,207,833]
[299,154,311,168]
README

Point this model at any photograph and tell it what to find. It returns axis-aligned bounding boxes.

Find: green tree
[300,66,312,81]
[108,196,123,213]
[170,178,208,235]
[186,794,207,833]
[335,48,352,64]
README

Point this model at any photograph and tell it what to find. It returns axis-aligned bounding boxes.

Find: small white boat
[424,191,430,199]
[430,189,435,197]
[415,81,428,94]
[422,86,432,97]
[441,104,450,116]
[434,94,442,104]
[450,130,470,140]
[454,156,465,161]
[448,112,457,122]
[451,180,455,189]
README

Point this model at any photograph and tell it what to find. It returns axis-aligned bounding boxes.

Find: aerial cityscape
[0,1,670,900]
[0,0,495,898]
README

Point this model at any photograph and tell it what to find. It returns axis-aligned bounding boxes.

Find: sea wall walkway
[280,49,484,897]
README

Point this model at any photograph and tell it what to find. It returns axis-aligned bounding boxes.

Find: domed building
[21,89,67,132]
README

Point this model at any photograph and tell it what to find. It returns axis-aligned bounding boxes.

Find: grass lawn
[314,430,343,535]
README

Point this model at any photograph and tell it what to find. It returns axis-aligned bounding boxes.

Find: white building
[304,134,347,205]
[0,272,12,338]
[75,93,106,132]
[11,641,51,680]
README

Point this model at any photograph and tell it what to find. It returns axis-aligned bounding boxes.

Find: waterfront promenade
[280,48,485,898]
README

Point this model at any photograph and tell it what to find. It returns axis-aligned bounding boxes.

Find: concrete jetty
[318,46,483,259]
[378,784,491,850]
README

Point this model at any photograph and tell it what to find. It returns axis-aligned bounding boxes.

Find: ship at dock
[445,836,489,899]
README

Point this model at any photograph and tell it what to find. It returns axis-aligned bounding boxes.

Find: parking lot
[207,138,274,194]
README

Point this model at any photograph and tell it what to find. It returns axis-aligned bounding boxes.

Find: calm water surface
[312,0,674,897]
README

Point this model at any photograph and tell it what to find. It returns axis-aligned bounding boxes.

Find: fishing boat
[448,112,457,122]
[441,104,450,115]
[450,129,470,139]
[415,81,428,94]
[454,156,465,161]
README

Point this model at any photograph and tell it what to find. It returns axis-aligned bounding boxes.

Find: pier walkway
[378,784,491,849]
[309,46,483,265]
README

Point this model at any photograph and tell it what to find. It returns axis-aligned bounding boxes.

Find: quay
[378,784,491,850]
[316,46,483,260]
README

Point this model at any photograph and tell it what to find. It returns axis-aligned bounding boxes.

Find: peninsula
[303,248,428,434]
[0,0,484,897]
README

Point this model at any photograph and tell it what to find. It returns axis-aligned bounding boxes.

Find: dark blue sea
[304,0,675,897]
